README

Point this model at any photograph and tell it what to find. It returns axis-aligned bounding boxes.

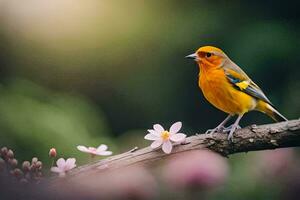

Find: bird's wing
[223,64,273,106]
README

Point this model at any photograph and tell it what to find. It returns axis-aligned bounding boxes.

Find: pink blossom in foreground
[163,150,229,189]
[257,148,294,177]
[56,166,158,200]
[50,158,76,177]
[77,144,112,156]
[144,122,186,154]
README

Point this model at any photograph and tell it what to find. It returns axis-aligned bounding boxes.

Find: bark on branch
[66,119,300,180]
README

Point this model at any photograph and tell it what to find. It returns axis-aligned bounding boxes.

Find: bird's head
[186,46,227,68]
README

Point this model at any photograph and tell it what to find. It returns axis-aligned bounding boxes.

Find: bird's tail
[256,101,288,122]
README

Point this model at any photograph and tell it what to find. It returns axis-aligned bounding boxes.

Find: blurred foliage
[0,79,114,165]
[0,0,299,199]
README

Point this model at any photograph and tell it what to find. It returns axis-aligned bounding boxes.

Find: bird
[186,46,287,141]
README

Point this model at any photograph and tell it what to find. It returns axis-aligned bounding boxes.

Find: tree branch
[65,119,300,179]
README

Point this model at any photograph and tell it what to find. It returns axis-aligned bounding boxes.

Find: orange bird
[186,46,287,140]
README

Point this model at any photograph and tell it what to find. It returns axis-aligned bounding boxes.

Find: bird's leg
[227,114,244,141]
[205,114,232,134]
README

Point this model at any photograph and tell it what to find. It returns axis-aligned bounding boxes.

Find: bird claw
[227,132,234,141]
[205,121,242,141]
[227,125,241,141]
[223,124,241,132]
[205,129,214,134]
[205,126,225,135]
[206,124,241,135]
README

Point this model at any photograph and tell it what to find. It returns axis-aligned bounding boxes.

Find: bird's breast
[198,68,256,114]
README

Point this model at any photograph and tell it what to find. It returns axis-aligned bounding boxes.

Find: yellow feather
[235,81,250,90]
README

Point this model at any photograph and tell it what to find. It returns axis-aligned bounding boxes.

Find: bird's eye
[206,53,212,58]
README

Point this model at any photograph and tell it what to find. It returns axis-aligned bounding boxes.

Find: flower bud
[8,158,18,168]
[7,150,14,159]
[0,147,8,157]
[13,168,23,178]
[22,161,31,172]
[49,148,57,158]
[35,161,43,170]
[31,157,38,164]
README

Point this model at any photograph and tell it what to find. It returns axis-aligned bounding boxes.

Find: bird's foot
[227,124,241,141]
[222,124,241,133]
[205,125,225,135]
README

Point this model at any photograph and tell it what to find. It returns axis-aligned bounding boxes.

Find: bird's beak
[185,53,197,60]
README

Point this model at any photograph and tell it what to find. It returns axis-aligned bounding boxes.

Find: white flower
[144,122,186,154]
[77,144,113,156]
[50,158,76,177]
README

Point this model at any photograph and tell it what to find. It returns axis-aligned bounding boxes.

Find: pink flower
[144,122,186,154]
[163,150,229,189]
[257,148,294,177]
[63,166,158,199]
[77,144,112,156]
[50,158,76,177]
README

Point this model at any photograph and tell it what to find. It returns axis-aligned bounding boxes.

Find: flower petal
[147,129,160,136]
[96,151,112,156]
[151,139,163,149]
[169,122,182,134]
[144,133,159,141]
[65,158,76,170]
[97,144,108,152]
[170,133,186,142]
[51,166,62,173]
[77,145,90,153]
[162,140,173,154]
[153,124,164,133]
[56,158,66,168]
